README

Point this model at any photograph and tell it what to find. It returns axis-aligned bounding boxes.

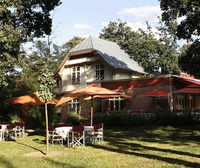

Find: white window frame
[108,97,124,112]
[68,99,80,114]
[96,64,104,81]
[72,66,80,84]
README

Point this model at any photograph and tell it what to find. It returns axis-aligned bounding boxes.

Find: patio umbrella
[7,92,58,155]
[139,89,168,97]
[56,83,131,126]
[139,89,168,111]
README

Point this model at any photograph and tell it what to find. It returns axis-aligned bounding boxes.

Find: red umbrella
[7,92,58,155]
[139,89,168,111]
[56,83,131,125]
[139,89,168,97]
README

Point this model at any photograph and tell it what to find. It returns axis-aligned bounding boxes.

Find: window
[96,65,104,81]
[177,94,185,110]
[72,66,80,83]
[108,97,124,112]
[68,99,80,114]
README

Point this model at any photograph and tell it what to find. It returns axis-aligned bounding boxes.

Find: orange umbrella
[7,92,58,105]
[7,92,58,155]
[56,83,131,126]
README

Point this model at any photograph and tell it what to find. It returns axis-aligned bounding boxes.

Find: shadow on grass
[15,142,45,155]
[92,125,200,167]
[44,158,86,168]
[0,156,16,168]
[93,144,200,168]
[105,125,200,145]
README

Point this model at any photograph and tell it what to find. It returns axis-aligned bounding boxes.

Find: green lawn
[0,125,200,168]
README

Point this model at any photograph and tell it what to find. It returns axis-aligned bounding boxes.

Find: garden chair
[4,124,17,140]
[52,130,64,146]
[94,123,103,143]
[48,124,54,144]
[14,122,24,138]
[49,125,64,146]
[71,125,85,147]
[0,126,3,141]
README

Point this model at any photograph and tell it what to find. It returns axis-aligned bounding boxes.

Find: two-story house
[55,36,147,117]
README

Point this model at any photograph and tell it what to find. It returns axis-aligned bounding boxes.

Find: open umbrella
[139,89,168,111]
[7,92,58,155]
[139,89,168,97]
[7,92,58,105]
[56,83,131,126]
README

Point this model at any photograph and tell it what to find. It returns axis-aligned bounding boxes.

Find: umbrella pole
[45,102,49,155]
[90,96,94,126]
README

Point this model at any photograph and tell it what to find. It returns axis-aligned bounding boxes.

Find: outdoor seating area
[48,122,103,147]
[0,122,25,141]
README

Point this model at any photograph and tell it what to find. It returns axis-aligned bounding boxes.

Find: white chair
[71,125,85,147]
[0,126,3,141]
[94,123,103,143]
[52,131,64,146]
[4,125,17,140]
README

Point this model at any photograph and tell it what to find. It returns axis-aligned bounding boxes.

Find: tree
[160,0,200,77]
[160,0,200,40]
[100,20,180,75]
[0,0,61,86]
[179,41,200,78]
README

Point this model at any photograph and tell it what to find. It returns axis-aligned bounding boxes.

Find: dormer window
[72,66,80,83]
[96,65,104,81]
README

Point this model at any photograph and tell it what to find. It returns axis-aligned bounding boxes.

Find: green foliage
[62,36,85,53]
[0,0,61,86]
[160,0,200,40]
[64,112,89,125]
[160,0,200,77]
[100,20,180,75]
[179,40,200,78]
[93,108,199,126]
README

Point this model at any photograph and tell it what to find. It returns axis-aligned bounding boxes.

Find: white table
[54,126,72,146]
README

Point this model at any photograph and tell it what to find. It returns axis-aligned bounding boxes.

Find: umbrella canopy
[7,92,58,105]
[7,92,58,155]
[139,89,168,97]
[56,83,131,125]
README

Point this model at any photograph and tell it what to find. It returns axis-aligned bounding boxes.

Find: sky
[46,0,162,46]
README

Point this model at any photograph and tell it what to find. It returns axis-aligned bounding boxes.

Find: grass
[0,125,200,168]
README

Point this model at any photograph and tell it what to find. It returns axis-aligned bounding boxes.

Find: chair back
[72,125,84,133]
[94,123,103,131]
[0,122,10,125]
[7,124,16,129]
[48,124,54,131]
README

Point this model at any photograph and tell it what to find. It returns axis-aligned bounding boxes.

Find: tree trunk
[45,102,49,155]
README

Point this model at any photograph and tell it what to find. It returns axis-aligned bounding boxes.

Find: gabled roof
[58,36,146,74]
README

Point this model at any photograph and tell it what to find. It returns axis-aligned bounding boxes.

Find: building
[55,36,200,119]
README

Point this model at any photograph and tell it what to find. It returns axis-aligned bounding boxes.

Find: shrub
[65,112,89,125]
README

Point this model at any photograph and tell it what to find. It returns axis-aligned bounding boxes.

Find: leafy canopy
[0,0,61,86]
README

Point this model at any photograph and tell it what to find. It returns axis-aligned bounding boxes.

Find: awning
[173,87,200,93]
